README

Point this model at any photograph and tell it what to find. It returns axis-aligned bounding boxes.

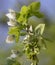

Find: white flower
[29,25,33,32]
[7,50,17,59]
[6,13,16,20]
[6,9,16,20]
[34,48,40,54]
[11,50,17,58]
[6,35,15,43]
[8,9,15,13]
[10,53,17,58]
[7,53,17,59]
[7,19,16,26]
[24,35,30,40]
[31,63,33,65]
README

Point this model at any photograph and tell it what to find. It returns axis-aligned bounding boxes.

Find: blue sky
[0,1,55,64]
[40,0,55,21]
[0,0,55,21]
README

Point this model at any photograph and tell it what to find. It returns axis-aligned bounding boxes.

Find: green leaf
[17,15,27,25]
[17,15,24,23]
[20,6,29,15]
[35,24,45,35]
[29,2,40,12]
[41,39,47,50]
[8,27,20,43]
[43,36,53,42]
[16,12,20,20]
[33,11,44,18]
[6,59,21,65]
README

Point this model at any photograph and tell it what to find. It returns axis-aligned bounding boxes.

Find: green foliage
[6,1,47,65]
[16,2,43,25]
[33,11,44,18]
[16,12,20,20]
[8,27,20,43]
[20,6,29,15]
[6,59,21,65]
[17,15,27,25]
[20,32,27,36]
[16,6,30,25]
[28,2,40,12]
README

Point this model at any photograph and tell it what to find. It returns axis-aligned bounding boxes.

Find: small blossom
[7,19,16,26]
[7,53,17,59]
[6,13,16,20]
[6,35,15,43]
[26,27,28,30]
[6,9,16,20]
[24,35,30,40]
[34,48,40,54]
[10,53,17,58]
[8,9,15,13]
[29,25,33,32]
[7,50,17,59]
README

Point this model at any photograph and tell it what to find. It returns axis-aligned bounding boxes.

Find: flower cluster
[6,9,17,26]
[6,9,17,43]
[23,24,45,61]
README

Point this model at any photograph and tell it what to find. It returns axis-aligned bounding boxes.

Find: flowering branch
[6,2,46,65]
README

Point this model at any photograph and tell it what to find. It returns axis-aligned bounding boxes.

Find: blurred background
[0,0,55,65]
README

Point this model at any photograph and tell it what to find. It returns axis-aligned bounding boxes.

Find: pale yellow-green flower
[35,24,45,35]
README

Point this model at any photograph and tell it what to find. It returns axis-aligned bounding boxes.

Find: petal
[7,21,16,26]
[7,22,14,26]
[29,25,33,32]
[6,13,16,19]
[7,19,17,26]
[6,35,15,43]
[24,35,30,40]
[10,53,17,58]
